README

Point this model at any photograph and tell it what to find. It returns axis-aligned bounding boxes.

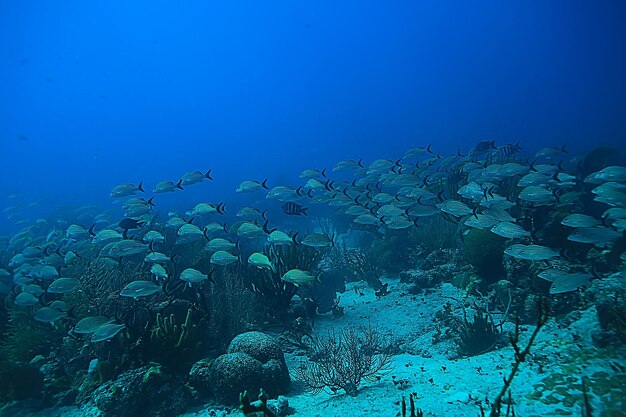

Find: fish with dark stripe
[282,202,308,216]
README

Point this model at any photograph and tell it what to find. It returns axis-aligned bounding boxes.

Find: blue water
[1,1,625,232]
[2,3,626,416]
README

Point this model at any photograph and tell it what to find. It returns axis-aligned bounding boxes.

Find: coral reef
[400,248,464,290]
[586,272,626,346]
[0,362,44,403]
[90,366,193,417]
[209,352,265,405]
[208,332,290,405]
[149,308,202,370]
[240,389,278,417]
[344,248,385,289]
[411,215,461,256]
[463,228,506,283]
[1,142,625,417]
[247,244,322,321]
[457,309,501,356]
[293,324,392,396]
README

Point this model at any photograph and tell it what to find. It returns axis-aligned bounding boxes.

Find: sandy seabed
[5,277,623,417]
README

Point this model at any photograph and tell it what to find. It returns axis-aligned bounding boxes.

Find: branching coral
[457,309,500,356]
[436,291,510,356]
[149,308,202,370]
[239,389,277,417]
[293,323,392,396]
[206,269,257,350]
[71,257,150,317]
[1,307,61,363]
[463,228,506,282]
[412,215,460,254]
[344,248,385,289]
[320,239,351,279]
[481,298,550,417]
[401,393,425,417]
[247,243,322,320]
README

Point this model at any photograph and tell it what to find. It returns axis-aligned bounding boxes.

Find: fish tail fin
[261,178,269,189]
[357,158,364,167]
[321,168,327,178]
[176,179,184,190]
[427,144,433,153]
[601,215,610,227]
[147,196,155,206]
[137,181,144,193]
[205,169,213,180]
[88,224,96,236]
[67,305,77,319]
[301,207,308,216]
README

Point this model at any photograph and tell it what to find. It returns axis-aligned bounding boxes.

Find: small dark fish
[119,218,144,230]
[282,202,308,216]
[18,135,29,141]
[496,141,522,157]
[45,77,54,83]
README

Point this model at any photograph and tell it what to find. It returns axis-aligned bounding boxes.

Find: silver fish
[504,244,559,261]
[91,323,126,342]
[47,277,80,294]
[210,250,239,266]
[120,280,161,298]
